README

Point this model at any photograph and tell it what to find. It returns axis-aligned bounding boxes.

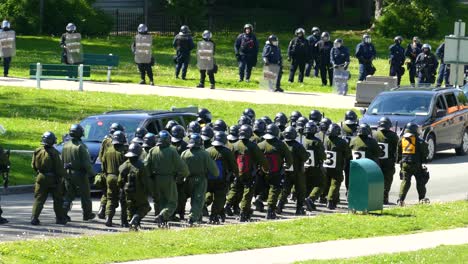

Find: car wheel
[455,129,468,156]
[426,134,435,162]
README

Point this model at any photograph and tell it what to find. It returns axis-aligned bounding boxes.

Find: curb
[1,185,34,195]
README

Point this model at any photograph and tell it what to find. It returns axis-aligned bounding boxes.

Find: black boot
[233,204,241,215]
[129,214,141,230]
[295,207,306,215]
[196,83,204,88]
[209,214,220,225]
[56,217,68,225]
[305,197,317,211]
[276,201,285,214]
[83,213,96,221]
[383,194,389,205]
[319,197,327,204]
[266,208,277,220]
[219,213,226,223]
[105,212,114,227]
[98,205,106,219]
[239,211,250,222]
[30,217,40,226]
[121,217,130,228]
[210,84,215,89]
[139,79,146,85]
[202,206,209,217]
[327,201,336,210]
[224,204,234,216]
[253,196,265,212]
[0,216,7,224]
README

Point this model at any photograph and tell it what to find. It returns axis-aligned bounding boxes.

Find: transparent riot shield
[260,64,280,91]
[134,34,153,64]
[0,31,16,58]
[65,33,83,64]
[197,41,214,70]
[333,67,350,95]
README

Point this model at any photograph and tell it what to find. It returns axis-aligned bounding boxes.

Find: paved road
[0,150,466,242]
[0,77,357,109]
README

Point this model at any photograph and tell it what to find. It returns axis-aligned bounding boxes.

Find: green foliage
[164,0,207,26]
[0,0,113,36]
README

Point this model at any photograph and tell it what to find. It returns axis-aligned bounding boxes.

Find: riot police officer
[62,124,96,221]
[309,110,323,125]
[170,125,189,220]
[305,27,321,78]
[315,32,334,86]
[262,35,284,92]
[196,30,216,89]
[405,37,423,86]
[274,112,288,132]
[252,119,266,144]
[132,24,154,86]
[173,25,195,80]
[355,34,376,81]
[165,120,179,134]
[31,132,68,225]
[132,127,148,146]
[0,20,15,77]
[238,115,253,126]
[187,121,201,136]
[235,24,259,82]
[201,126,214,149]
[197,108,212,127]
[373,117,399,204]
[436,41,450,87]
[213,119,228,133]
[389,36,406,86]
[288,28,310,83]
[331,38,350,94]
[289,111,302,128]
[397,123,430,206]
[342,110,358,191]
[349,123,381,163]
[60,23,83,65]
[243,108,256,121]
[142,133,156,157]
[415,44,438,86]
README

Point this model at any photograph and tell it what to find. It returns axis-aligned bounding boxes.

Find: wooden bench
[29,63,91,91]
[83,53,119,82]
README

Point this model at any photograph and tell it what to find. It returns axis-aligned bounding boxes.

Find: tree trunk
[374,0,383,20]
[360,0,372,25]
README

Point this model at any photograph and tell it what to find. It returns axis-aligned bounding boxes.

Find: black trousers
[199,69,215,85]
[319,63,333,86]
[289,60,306,83]
[137,63,153,82]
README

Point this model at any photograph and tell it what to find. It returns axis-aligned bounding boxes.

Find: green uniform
[205,146,238,218]
[203,140,212,149]
[172,140,189,218]
[226,139,268,214]
[98,136,113,207]
[342,124,357,191]
[145,144,188,221]
[251,133,264,144]
[397,135,429,201]
[324,136,351,203]
[349,135,381,163]
[101,144,127,219]
[0,146,10,219]
[118,159,152,221]
[258,138,293,210]
[278,140,309,210]
[31,146,66,220]
[304,136,327,201]
[316,131,330,201]
[374,129,399,202]
[61,138,95,218]
[181,147,219,223]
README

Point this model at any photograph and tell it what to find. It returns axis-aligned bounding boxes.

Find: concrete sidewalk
[0,77,357,109]
[122,228,468,264]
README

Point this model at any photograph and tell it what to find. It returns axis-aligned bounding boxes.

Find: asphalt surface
[0,150,467,242]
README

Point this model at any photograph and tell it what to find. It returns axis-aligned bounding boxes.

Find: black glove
[235,53,241,62]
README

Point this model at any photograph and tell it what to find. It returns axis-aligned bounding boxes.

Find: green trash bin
[348,158,384,213]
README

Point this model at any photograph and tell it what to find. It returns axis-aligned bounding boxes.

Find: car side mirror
[435,109,447,118]
[359,108,367,115]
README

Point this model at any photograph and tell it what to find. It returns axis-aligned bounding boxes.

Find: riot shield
[333,67,350,95]
[260,64,280,91]
[134,34,153,64]
[197,41,214,70]
[65,33,83,64]
[0,31,16,58]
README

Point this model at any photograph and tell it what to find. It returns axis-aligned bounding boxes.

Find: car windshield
[367,93,433,116]
[80,117,144,143]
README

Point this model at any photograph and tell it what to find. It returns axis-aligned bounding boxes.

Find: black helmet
[319,118,332,132]
[311,27,320,34]
[261,116,273,125]
[309,110,323,123]
[171,125,186,143]
[165,120,179,132]
[357,123,372,137]
[321,32,330,41]
[243,23,253,32]
[134,127,148,139]
[187,121,201,135]
[296,117,309,130]
[125,143,143,158]
[228,125,240,141]
[295,28,305,36]
[131,136,144,145]
[394,36,403,44]
[212,131,228,147]
[327,123,341,137]
[213,119,227,132]
[180,25,190,34]
[344,110,358,125]
[304,121,318,135]
[142,133,156,148]
[404,122,419,136]
[290,111,303,123]
[69,124,84,139]
[201,126,214,141]
[239,125,253,140]
[334,38,343,47]
[109,123,124,134]
[283,126,298,141]
[264,124,280,139]
[157,130,171,146]
[274,112,288,127]
[41,131,57,146]
[188,133,202,148]
[378,117,392,130]
[243,108,256,120]
[253,119,267,134]
[238,115,252,126]
[112,131,127,145]
[268,35,278,45]
[197,108,212,124]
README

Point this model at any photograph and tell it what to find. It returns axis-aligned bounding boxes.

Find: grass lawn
[0,86,349,185]
[300,243,468,264]
[0,201,466,263]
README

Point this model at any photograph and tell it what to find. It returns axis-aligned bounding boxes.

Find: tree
[165,0,207,26]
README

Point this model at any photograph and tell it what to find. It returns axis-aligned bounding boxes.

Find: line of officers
[8,108,431,229]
